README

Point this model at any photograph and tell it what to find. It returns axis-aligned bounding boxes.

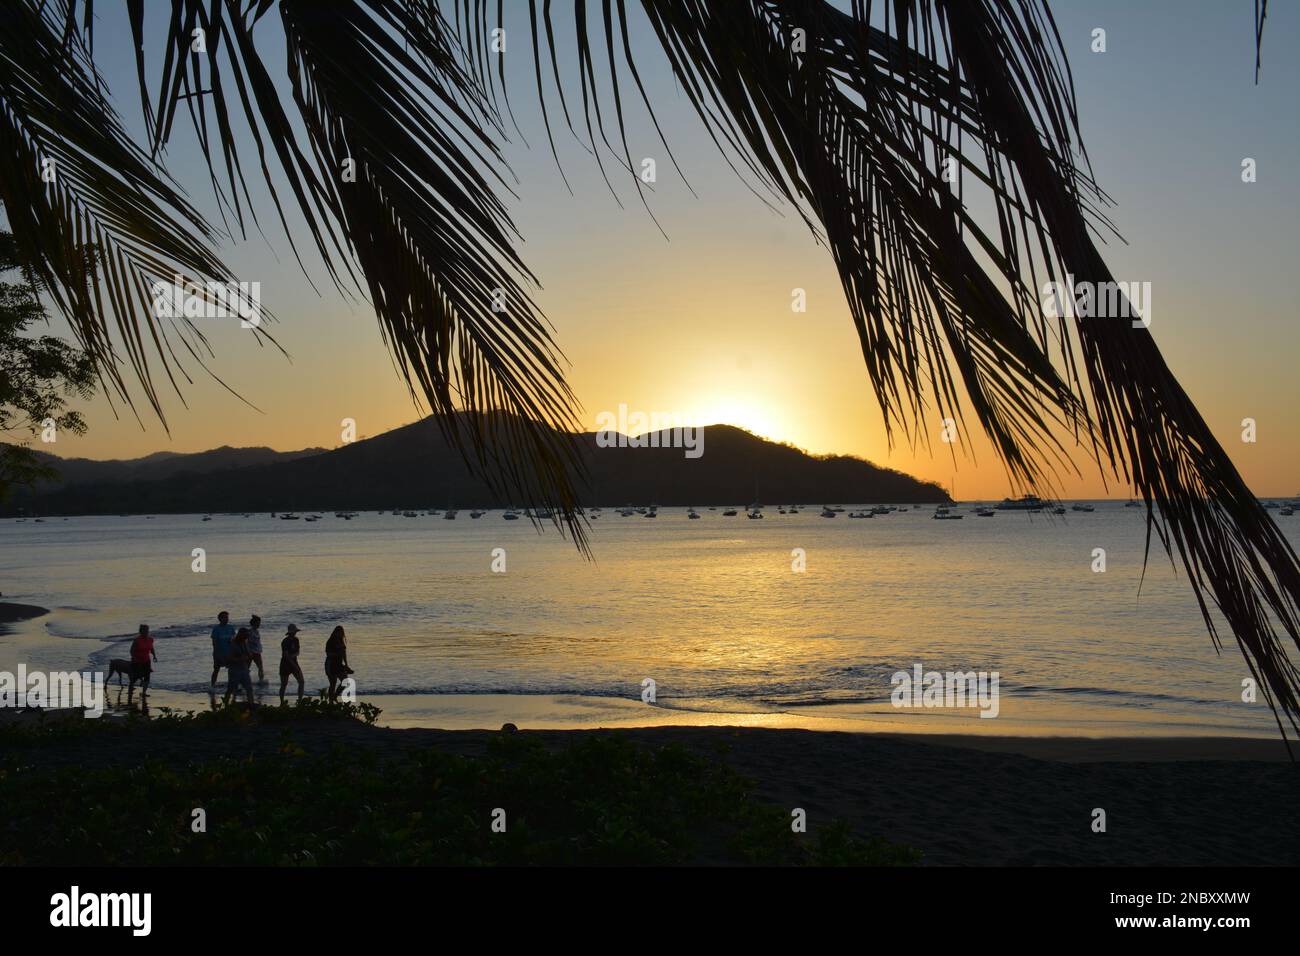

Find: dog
[107,659,134,685]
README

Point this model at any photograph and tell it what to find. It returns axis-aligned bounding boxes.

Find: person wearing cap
[247,614,265,683]
[279,623,304,704]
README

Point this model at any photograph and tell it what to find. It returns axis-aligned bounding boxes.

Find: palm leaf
[0,0,279,424]
[117,0,588,542]
[498,0,1300,741]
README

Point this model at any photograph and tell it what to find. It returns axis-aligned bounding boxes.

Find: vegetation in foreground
[0,700,919,866]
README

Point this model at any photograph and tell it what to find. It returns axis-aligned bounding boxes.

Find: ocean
[3,504,1296,736]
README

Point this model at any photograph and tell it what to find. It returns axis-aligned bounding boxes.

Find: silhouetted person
[279,623,304,704]
[128,624,158,699]
[210,611,236,687]
[223,627,255,709]
[247,614,265,683]
[325,625,352,702]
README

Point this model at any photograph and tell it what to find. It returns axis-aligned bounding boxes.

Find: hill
[3,418,949,514]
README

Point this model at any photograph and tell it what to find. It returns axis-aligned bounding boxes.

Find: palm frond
[496,0,1300,741]
[0,0,278,424]
[118,0,587,542]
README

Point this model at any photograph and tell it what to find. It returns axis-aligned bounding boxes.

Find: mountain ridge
[3,417,950,514]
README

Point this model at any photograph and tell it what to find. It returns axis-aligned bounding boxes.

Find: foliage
[0,231,95,500]
[0,706,916,866]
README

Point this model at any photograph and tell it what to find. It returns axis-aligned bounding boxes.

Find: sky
[19,0,1300,499]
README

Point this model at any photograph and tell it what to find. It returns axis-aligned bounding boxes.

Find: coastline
[82,686,1286,758]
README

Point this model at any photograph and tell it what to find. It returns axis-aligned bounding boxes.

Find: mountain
[19,444,328,488]
[3,418,949,514]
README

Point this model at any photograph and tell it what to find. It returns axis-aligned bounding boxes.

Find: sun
[688,394,785,443]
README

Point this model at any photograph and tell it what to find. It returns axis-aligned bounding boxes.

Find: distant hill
[3,418,949,514]
[2,444,328,513]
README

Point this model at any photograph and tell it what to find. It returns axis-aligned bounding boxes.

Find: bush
[0,706,919,866]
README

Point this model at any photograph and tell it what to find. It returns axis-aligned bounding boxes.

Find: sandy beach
[6,703,1295,865]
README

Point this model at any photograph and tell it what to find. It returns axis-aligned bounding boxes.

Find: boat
[722,509,738,516]
[747,510,763,519]
[788,506,799,514]
[443,510,457,520]
[1052,506,1067,515]
[280,513,301,520]
[933,506,963,520]
[470,510,485,519]
[1281,506,1295,516]
[996,495,1047,511]
[819,507,836,518]
[503,510,520,520]
[848,510,872,518]
[1125,499,1141,508]
[1071,504,1095,512]
[202,515,212,521]
[687,508,700,519]
[976,509,995,517]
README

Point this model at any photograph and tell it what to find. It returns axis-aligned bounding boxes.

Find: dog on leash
[107,659,134,685]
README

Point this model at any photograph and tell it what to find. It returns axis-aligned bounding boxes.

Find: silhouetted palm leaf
[504,0,1299,740]
[0,0,279,423]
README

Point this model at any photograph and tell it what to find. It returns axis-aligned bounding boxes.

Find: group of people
[116,613,355,708]
[209,611,354,706]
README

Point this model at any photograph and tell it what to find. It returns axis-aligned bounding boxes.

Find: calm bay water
[3,504,1297,735]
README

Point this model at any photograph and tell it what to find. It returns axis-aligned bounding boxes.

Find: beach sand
[8,703,1296,865]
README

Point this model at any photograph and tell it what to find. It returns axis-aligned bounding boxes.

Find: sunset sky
[28,0,1300,499]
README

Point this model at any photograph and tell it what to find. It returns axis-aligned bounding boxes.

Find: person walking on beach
[223,627,256,709]
[325,625,352,702]
[128,624,158,699]
[210,611,236,687]
[247,614,266,683]
[279,623,304,704]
